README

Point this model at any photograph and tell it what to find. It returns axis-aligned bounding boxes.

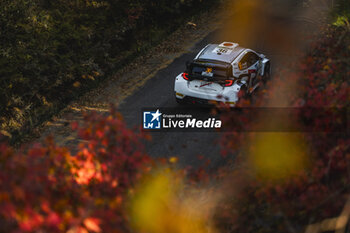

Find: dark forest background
[0,0,218,142]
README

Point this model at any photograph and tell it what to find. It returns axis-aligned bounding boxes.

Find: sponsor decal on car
[200,81,212,88]
[201,67,214,78]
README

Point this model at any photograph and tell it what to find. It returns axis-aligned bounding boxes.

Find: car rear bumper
[174,73,238,107]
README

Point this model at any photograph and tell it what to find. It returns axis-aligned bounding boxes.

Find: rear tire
[176,97,185,105]
[263,63,271,83]
[240,85,251,99]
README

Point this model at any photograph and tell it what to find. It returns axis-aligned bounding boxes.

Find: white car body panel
[174,73,240,106]
[174,42,270,106]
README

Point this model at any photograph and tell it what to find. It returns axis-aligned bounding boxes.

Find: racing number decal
[213,47,233,54]
[217,48,228,53]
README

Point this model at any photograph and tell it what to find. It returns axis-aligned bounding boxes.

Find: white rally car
[174,42,270,106]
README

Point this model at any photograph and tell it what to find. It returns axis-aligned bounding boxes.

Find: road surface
[34,3,321,169]
[119,30,228,169]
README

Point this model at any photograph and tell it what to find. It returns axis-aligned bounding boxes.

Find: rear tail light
[225,80,234,87]
[182,72,189,80]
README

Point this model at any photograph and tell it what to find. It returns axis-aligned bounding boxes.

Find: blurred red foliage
[216,26,350,232]
[0,106,152,232]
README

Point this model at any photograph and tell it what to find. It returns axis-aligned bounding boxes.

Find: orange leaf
[83,218,101,233]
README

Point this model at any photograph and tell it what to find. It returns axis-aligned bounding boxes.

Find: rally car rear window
[187,60,232,79]
[191,66,228,78]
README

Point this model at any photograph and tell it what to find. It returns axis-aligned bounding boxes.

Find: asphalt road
[30,3,320,170]
[118,28,297,168]
[119,31,214,166]
[119,30,236,169]
[114,5,318,169]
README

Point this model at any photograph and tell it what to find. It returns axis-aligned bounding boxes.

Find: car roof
[197,43,246,63]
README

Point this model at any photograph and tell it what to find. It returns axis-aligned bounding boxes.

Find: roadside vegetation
[216,26,350,233]
[215,2,350,232]
[0,0,219,144]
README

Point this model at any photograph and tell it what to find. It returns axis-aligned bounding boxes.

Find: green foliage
[331,0,350,27]
[0,0,219,142]
[333,15,349,27]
